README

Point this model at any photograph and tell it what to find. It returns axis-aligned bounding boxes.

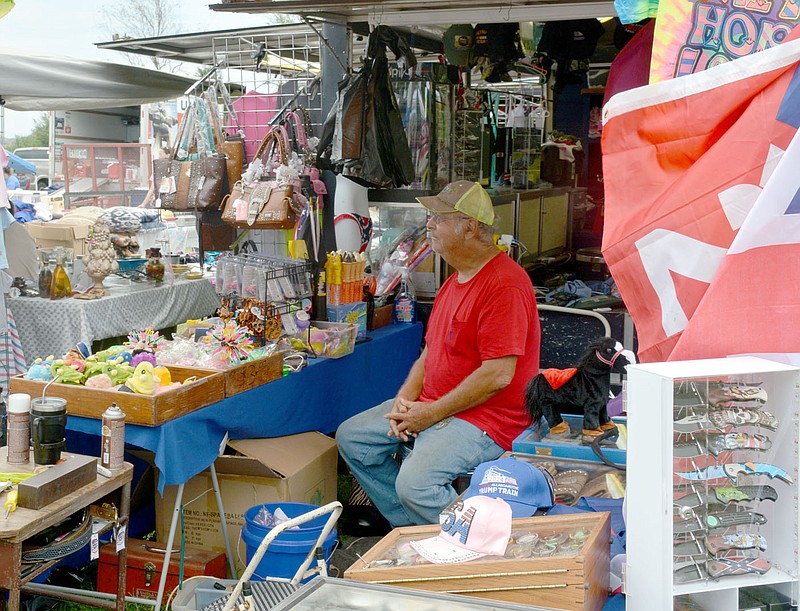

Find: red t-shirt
[420,252,541,449]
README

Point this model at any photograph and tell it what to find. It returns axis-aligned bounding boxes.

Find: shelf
[626,356,800,610]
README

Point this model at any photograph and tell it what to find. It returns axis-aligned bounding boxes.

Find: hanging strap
[203,88,225,149]
[216,78,243,137]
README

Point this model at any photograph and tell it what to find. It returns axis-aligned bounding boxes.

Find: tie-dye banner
[614,0,658,25]
[0,1,14,20]
[650,0,798,83]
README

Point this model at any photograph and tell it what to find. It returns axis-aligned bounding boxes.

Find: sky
[0,0,269,139]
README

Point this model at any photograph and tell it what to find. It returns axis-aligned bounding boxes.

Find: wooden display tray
[9,366,225,426]
[172,352,284,398]
[344,512,610,611]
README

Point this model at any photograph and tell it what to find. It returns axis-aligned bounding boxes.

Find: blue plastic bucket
[241,502,338,582]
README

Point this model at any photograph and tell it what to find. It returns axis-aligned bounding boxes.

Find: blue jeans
[336,399,504,527]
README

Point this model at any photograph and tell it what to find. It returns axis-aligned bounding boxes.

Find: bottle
[393,267,417,325]
[50,250,72,299]
[6,393,31,464]
[145,247,165,281]
[38,252,52,298]
[312,269,327,322]
[101,403,126,471]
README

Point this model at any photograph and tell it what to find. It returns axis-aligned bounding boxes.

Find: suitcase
[98,537,227,600]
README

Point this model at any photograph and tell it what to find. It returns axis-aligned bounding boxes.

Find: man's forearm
[397,348,427,401]
[421,356,517,422]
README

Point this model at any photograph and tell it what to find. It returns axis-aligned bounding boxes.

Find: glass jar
[145,247,165,281]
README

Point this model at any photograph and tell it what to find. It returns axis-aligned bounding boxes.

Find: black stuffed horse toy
[525,337,634,443]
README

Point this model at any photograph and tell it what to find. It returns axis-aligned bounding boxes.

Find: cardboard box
[25,220,91,255]
[326,302,367,340]
[345,512,610,611]
[155,432,338,575]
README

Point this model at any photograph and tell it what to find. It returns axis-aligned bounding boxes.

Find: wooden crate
[170,352,283,398]
[344,512,610,611]
[9,366,225,426]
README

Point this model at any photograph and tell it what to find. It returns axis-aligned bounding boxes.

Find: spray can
[6,393,31,464]
[101,403,125,471]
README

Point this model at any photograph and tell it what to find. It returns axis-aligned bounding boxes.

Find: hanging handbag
[152,99,228,211]
[152,155,228,211]
[205,86,247,195]
[220,128,296,230]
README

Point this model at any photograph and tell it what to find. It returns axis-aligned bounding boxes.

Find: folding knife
[708,408,778,431]
[676,463,792,485]
[707,433,772,457]
[673,485,778,508]
[723,462,793,485]
[706,556,771,579]
[706,511,767,529]
[705,533,767,555]
[707,384,768,407]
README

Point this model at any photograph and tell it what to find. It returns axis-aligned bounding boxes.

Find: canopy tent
[0,51,196,111]
[4,150,36,174]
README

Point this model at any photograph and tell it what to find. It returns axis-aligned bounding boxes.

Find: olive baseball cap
[443,24,475,67]
[417,180,496,226]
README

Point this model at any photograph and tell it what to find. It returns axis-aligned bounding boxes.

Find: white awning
[0,51,196,111]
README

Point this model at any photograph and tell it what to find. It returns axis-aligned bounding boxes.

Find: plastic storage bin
[308,321,357,359]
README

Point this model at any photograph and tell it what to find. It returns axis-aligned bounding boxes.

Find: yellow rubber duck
[124,362,157,395]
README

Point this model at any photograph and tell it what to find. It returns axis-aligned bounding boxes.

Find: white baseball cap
[410,496,512,564]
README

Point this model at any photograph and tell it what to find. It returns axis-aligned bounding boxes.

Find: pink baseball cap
[410,496,512,564]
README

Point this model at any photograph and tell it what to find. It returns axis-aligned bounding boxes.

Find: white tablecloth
[8,277,220,363]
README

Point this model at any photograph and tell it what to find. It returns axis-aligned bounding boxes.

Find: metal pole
[320,22,349,121]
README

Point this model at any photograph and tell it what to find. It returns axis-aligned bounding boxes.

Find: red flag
[602,35,800,362]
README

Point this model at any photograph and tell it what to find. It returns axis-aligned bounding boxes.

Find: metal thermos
[101,403,125,471]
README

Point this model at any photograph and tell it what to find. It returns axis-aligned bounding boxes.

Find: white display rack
[626,356,800,610]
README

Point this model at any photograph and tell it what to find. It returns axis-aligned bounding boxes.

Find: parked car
[12,147,50,190]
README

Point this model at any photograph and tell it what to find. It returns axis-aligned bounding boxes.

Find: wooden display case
[171,352,283,398]
[9,365,225,426]
[344,512,610,611]
[626,356,800,610]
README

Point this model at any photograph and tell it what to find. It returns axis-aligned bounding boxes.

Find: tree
[8,112,49,149]
[100,0,186,72]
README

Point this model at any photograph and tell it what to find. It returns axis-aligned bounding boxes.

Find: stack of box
[325,250,367,339]
[155,432,338,576]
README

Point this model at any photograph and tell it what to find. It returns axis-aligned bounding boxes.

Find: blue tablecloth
[66,323,424,491]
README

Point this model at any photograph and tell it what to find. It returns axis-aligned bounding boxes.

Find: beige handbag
[221,128,296,230]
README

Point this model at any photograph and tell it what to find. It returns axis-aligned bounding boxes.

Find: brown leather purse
[152,154,227,211]
[220,128,296,230]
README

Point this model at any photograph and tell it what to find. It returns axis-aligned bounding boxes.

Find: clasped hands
[385,397,436,441]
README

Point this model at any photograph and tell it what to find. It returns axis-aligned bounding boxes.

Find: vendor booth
[3,0,800,609]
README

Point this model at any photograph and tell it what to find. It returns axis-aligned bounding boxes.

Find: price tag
[159,176,177,194]
[155,197,162,209]
[116,524,127,553]
[91,533,100,560]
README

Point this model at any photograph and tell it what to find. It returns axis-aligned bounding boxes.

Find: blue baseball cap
[464,457,555,518]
